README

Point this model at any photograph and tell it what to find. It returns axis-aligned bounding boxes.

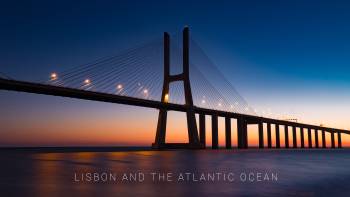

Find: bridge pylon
[152,27,202,149]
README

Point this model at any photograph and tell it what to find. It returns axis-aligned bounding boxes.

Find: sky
[0,0,350,146]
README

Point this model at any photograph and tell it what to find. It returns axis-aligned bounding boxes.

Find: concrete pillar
[292,126,297,148]
[322,130,326,148]
[308,128,312,148]
[314,129,319,148]
[338,132,342,148]
[284,125,289,148]
[243,121,248,148]
[276,124,280,148]
[154,28,201,149]
[237,117,244,149]
[212,115,218,149]
[267,123,272,148]
[258,121,264,148]
[199,114,206,148]
[331,131,335,148]
[225,117,231,149]
[300,127,305,148]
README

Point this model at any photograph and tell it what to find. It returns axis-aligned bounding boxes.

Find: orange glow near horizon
[1,110,350,147]
[0,92,350,147]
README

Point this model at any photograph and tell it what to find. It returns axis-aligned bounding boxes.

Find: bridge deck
[0,78,349,135]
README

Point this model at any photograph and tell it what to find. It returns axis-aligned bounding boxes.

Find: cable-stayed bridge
[0,27,348,149]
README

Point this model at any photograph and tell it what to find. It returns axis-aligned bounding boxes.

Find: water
[0,148,350,197]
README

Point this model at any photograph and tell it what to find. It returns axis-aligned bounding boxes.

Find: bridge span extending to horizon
[0,27,347,149]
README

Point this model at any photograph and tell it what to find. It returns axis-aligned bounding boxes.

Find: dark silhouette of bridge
[0,27,348,149]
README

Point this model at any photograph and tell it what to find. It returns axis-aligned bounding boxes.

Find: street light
[164,94,169,103]
[84,79,91,84]
[50,72,57,80]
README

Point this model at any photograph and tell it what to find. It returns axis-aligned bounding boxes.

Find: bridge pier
[276,124,280,148]
[199,114,206,148]
[258,121,264,148]
[267,123,272,148]
[292,126,298,148]
[243,120,248,148]
[225,117,232,149]
[1,26,349,152]
[338,132,342,148]
[292,126,297,148]
[212,115,219,149]
[284,125,289,148]
[237,117,243,149]
[237,117,248,149]
[308,128,312,148]
[331,131,335,148]
[322,130,326,148]
[153,109,167,147]
[300,127,305,148]
[315,129,319,148]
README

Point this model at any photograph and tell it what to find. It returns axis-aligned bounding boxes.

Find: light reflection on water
[0,149,350,196]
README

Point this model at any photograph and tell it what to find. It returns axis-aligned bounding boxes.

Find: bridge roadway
[1,78,348,137]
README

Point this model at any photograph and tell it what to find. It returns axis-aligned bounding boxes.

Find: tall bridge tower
[0,27,347,150]
[152,27,202,149]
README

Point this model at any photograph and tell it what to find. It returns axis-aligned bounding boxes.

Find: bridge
[0,27,348,149]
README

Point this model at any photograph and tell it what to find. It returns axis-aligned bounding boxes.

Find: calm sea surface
[0,148,350,197]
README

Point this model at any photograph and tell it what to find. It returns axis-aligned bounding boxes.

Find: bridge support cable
[45,39,166,101]
[189,39,255,115]
[1,26,349,150]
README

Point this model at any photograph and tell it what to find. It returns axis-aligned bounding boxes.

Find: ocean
[0,148,349,196]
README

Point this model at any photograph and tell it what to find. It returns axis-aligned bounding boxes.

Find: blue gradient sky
[1,0,350,146]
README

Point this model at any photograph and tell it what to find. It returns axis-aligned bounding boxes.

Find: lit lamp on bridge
[201,96,206,105]
[116,84,123,94]
[164,93,169,103]
[84,79,91,85]
[143,89,148,98]
[50,72,57,80]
